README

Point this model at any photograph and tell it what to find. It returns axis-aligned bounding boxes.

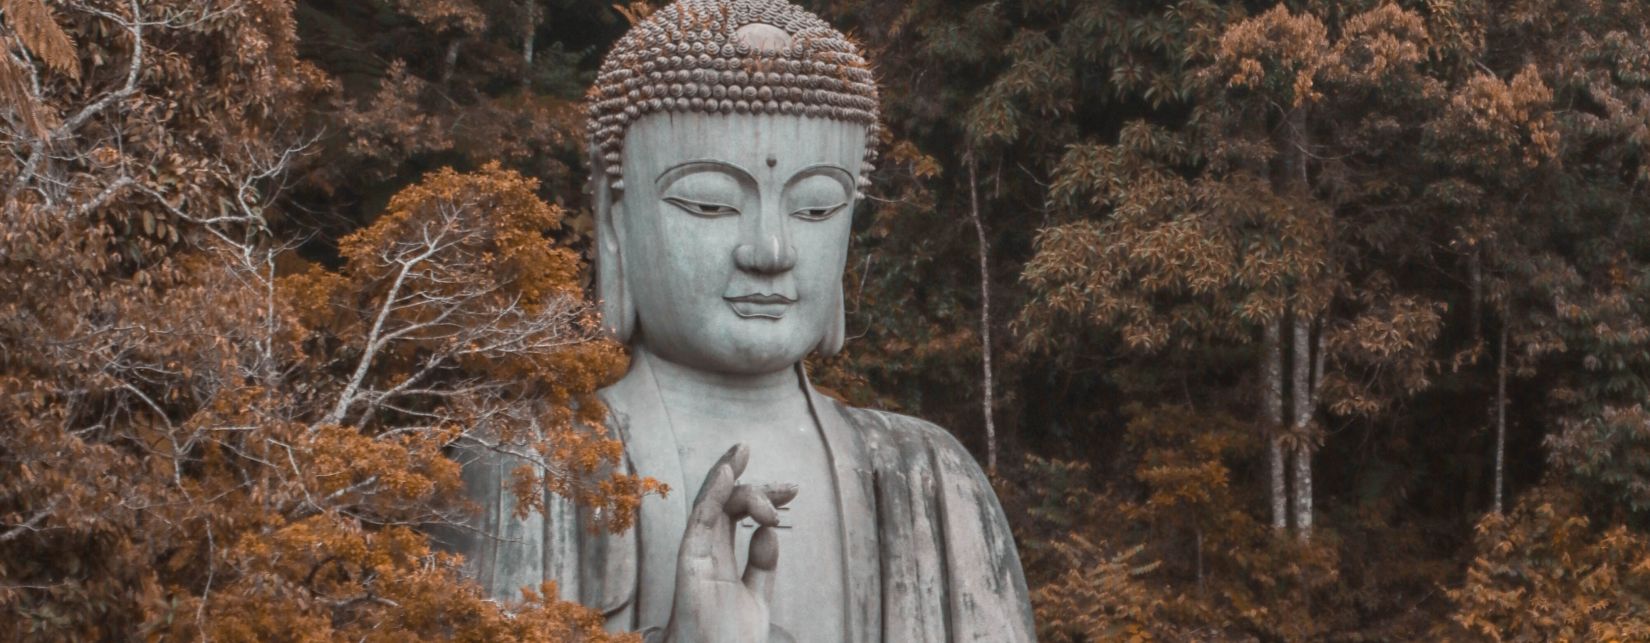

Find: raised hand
[662,443,799,643]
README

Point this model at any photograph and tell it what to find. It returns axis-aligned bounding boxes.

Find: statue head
[588,0,880,374]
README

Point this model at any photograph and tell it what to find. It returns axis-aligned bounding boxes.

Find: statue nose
[734,235,797,274]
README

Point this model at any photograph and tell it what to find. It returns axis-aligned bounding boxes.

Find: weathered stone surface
[451,1,1035,640]
[454,361,1036,641]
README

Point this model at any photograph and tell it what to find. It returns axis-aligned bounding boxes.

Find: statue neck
[632,345,812,426]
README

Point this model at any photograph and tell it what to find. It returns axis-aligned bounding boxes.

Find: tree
[0,4,651,630]
[1446,485,1650,641]
[291,0,615,247]
[2,160,648,639]
[285,163,648,520]
[10,0,1650,638]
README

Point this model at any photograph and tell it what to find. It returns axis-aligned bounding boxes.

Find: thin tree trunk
[521,1,537,93]
[966,156,997,473]
[1285,107,1309,188]
[1470,247,1483,342]
[1291,315,1315,541]
[1249,111,1289,534]
[1494,319,1508,515]
[1263,319,1288,532]
[1195,527,1205,594]
[441,39,462,86]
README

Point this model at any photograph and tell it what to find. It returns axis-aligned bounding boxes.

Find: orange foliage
[1,148,647,639]
[1430,66,1559,176]
[1035,539,1165,643]
[1215,5,1332,108]
[284,162,657,528]
[1445,486,1650,642]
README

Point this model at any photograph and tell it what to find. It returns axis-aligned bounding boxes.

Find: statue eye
[790,203,845,221]
[664,197,740,218]
[786,171,851,221]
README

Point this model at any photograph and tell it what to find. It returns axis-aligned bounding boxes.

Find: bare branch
[0,503,55,543]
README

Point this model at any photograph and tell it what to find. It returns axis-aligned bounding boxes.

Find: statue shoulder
[833,403,1037,640]
[835,405,988,481]
[838,405,950,438]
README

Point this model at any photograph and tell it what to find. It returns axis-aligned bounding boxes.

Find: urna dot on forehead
[587,0,882,193]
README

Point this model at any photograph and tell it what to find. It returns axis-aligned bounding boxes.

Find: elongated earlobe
[816,197,858,358]
[597,248,635,343]
[593,152,636,343]
[816,283,845,357]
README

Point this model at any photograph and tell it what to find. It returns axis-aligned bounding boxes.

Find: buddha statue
[453,1,1033,640]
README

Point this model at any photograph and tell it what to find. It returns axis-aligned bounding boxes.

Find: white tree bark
[1291,315,1316,540]
[966,157,997,473]
[441,39,463,86]
[521,0,537,93]
[1263,319,1288,532]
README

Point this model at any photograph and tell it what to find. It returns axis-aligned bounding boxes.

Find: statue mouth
[725,293,796,319]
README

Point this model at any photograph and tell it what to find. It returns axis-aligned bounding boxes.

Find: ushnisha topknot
[587,0,881,193]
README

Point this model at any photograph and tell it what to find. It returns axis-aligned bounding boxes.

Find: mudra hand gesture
[662,444,798,643]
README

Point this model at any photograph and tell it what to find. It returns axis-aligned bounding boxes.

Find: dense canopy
[3,0,1649,640]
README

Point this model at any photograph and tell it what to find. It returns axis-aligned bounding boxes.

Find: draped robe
[451,358,1035,642]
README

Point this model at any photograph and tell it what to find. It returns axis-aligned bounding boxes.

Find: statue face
[610,113,865,374]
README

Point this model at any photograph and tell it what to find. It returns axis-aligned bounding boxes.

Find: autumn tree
[0,2,648,637]
[649,0,1650,638]
[860,0,1568,637]
[2,159,647,640]
[291,0,624,249]
[284,163,647,524]
[10,0,1650,639]
[1445,486,1650,641]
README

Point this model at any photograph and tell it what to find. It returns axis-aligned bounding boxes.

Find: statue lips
[724,293,797,319]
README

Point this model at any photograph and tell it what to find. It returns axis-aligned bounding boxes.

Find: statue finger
[727,442,751,479]
[763,482,799,508]
[742,525,779,606]
[688,443,748,518]
[682,462,735,560]
[689,441,749,507]
[725,483,780,527]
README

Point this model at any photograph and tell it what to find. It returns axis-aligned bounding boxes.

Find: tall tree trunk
[1291,315,1316,541]
[1277,104,1317,541]
[521,1,537,93]
[1263,319,1288,532]
[1494,319,1508,515]
[966,156,997,473]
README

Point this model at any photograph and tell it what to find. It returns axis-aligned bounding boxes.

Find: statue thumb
[742,525,779,605]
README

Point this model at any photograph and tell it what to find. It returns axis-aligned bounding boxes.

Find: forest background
[3,0,1649,640]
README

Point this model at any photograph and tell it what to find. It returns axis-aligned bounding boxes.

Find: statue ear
[816,192,859,359]
[593,155,635,343]
[815,279,845,357]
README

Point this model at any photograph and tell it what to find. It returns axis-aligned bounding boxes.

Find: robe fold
[451,361,1035,642]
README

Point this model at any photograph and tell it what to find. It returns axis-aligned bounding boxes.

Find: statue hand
[663,444,798,643]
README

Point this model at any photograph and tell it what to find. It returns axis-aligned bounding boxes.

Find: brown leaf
[2,0,80,80]
[0,48,45,138]
[612,2,654,26]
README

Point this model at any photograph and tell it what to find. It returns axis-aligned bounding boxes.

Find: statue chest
[644,415,850,641]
